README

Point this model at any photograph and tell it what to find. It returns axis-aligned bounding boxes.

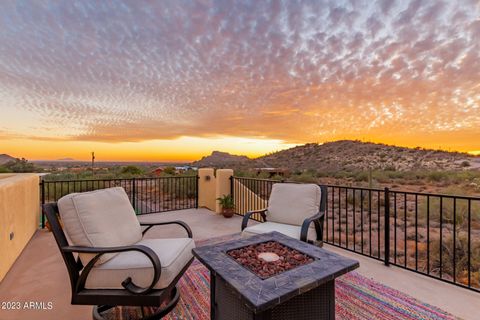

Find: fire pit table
[193,231,359,320]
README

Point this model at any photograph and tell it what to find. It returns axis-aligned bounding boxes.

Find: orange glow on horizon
[1,134,478,162]
[0,136,299,162]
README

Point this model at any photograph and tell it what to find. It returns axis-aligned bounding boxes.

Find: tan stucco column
[197,168,234,213]
[215,169,233,213]
[197,168,216,211]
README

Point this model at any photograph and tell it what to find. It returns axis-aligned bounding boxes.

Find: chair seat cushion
[85,238,195,290]
[242,222,316,241]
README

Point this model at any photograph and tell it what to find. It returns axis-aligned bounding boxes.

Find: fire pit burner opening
[258,252,280,262]
[227,241,314,279]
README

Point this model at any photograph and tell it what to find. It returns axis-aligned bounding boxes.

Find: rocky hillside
[193,141,480,172]
[0,154,17,165]
[193,151,250,168]
[254,141,479,172]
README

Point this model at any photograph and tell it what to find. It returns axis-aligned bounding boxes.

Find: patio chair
[43,187,195,320]
[241,183,327,245]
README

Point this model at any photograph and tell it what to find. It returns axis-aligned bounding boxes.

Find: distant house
[254,167,290,177]
[152,167,165,176]
[174,165,197,173]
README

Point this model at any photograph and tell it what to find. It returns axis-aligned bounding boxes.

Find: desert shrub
[290,172,316,183]
[429,233,480,287]
[372,171,389,183]
[461,161,471,167]
[316,170,329,178]
[43,172,77,181]
[427,171,449,182]
[371,170,406,183]
[256,171,272,179]
[0,166,12,173]
[353,171,369,182]
[3,158,39,173]
[270,174,285,181]
[233,170,257,178]
[448,170,480,184]
[332,171,352,179]
[121,165,144,175]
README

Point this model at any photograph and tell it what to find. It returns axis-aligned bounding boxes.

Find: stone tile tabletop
[193,231,359,313]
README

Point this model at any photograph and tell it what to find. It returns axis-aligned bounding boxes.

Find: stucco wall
[197,168,217,211]
[0,174,40,282]
[198,168,234,213]
[215,169,233,213]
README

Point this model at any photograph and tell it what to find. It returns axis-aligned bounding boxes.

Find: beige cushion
[242,222,316,241]
[85,238,195,290]
[57,187,142,265]
[267,183,321,226]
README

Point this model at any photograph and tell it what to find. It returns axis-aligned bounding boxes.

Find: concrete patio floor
[0,208,478,320]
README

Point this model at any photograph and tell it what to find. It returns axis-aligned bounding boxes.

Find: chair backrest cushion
[267,183,321,226]
[57,187,142,265]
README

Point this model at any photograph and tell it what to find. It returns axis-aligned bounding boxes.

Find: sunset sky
[0,0,479,161]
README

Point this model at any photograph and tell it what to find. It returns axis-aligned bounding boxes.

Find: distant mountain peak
[0,154,17,165]
[192,151,250,167]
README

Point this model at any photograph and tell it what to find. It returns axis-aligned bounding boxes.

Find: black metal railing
[232,176,480,293]
[40,176,199,227]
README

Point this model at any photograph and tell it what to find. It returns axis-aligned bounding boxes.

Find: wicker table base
[212,275,335,320]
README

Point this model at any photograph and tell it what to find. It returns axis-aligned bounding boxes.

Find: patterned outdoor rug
[104,234,457,320]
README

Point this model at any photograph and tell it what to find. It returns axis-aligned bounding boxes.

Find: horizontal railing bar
[326,185,384,192]
[140,207,196,214]
[41,176,197,184]
[325,242,384,262]
[390,261,480,293]
[231,176,282,182]
[232,176,480,201]
[389,189,480,201]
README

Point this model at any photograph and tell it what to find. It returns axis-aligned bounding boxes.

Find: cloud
[0,0,478,151]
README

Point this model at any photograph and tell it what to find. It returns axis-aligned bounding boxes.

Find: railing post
[40,179,45,229]
[230,176,234,202]
[195,175,199,208]
[132,177,136,211]
[384,187,390,266]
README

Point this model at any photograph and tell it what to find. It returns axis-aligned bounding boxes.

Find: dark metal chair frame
[43,202,194,320]
[241,185,327,244]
